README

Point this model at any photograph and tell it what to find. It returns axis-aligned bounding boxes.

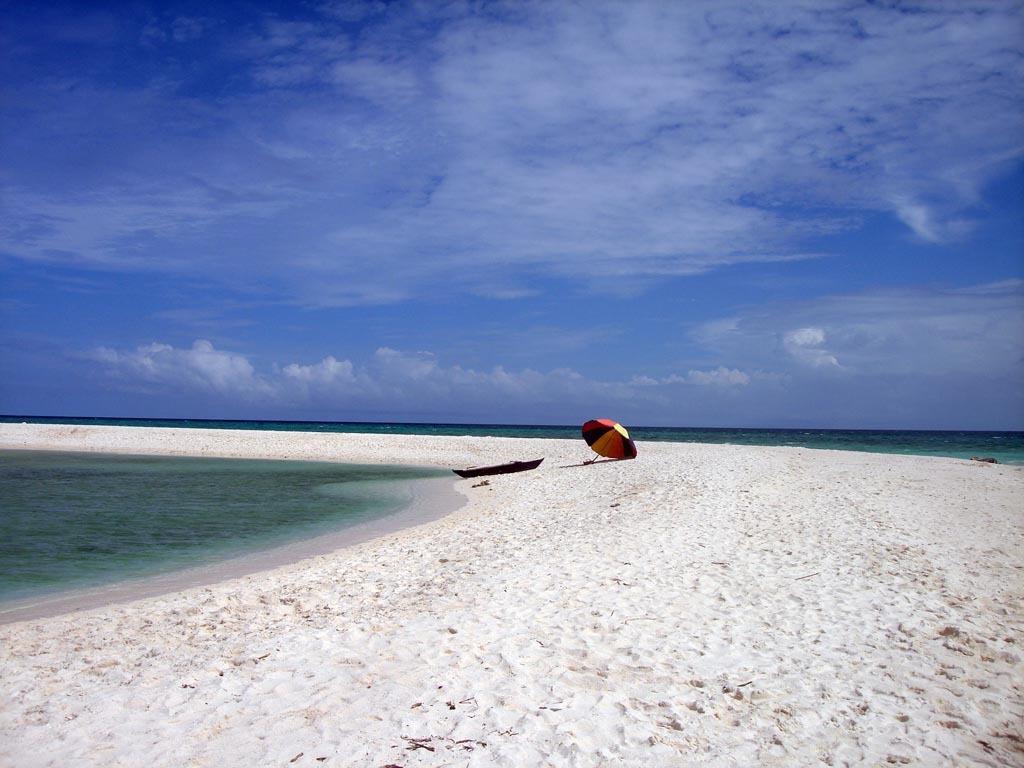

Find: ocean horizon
[3,414,1022,464]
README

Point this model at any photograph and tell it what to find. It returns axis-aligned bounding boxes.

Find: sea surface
[3,415,1023,464]
[0,451,447,604]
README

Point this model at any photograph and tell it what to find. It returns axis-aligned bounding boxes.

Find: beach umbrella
[582,418,637,460]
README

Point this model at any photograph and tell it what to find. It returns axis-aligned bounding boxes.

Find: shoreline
[1,423,1022,766]
[0,473,464,625]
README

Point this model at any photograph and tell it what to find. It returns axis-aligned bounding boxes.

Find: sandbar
[0,423,1021,766]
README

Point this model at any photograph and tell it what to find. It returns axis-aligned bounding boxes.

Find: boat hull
[452,458,544,478]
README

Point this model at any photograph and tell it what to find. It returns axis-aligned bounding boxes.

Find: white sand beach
[0,423,1021,767]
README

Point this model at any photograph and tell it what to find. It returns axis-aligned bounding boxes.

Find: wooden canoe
[452,458,544,478]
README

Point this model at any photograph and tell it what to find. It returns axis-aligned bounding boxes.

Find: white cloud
[84,338,759,418]
[79,288,1024,427]
[2,2,1020,304]
[371,347,440,382]
[783,327,841,368]
[634,368,753,386]
[695,280,1024,378]
[88,341,625,413]
[686,367,751,386]
[891,197,941,243]
[281,355,355,384]
[86,340,275,398]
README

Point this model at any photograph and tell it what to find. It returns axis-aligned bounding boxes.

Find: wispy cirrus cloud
[632,367,754,388]
[2,2,1021,305]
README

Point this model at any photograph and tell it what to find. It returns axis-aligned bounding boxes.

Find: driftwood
[404,737,436,752]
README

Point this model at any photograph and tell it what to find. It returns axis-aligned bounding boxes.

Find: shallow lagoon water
[0,450,447,603]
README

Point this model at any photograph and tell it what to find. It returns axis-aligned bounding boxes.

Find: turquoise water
[0,451,447,602]
[3,415,1023,464]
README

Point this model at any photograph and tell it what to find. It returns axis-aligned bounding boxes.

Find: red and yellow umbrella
[582,418,638,460]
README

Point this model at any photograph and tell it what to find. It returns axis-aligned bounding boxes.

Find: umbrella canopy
[582,418,638,460]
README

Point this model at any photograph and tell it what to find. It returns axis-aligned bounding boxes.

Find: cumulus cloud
[86,340,275,398]
[88,341,622,412]
[783,328,841,369]
[281,355,355,385]
[686,367,752,386]
[85,339,767,420]
[88,277,1022,414]
[79,290,1023,427]
[2,2,1021,304]
[694,280,1024,378]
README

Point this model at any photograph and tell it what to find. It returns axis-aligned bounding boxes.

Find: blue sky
[1,0,1022,429]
